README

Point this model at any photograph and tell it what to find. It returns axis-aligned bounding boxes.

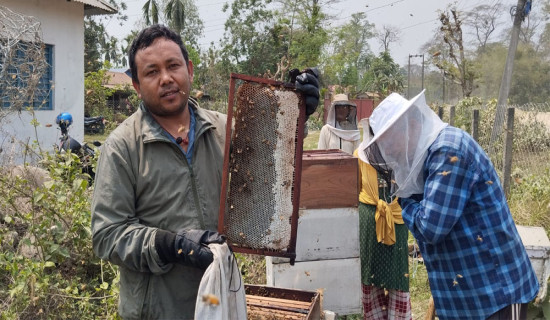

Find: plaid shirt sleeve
[399,127,539,320]
[400,143,475,244]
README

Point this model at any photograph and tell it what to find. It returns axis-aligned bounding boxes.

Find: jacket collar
[139,99,214,144]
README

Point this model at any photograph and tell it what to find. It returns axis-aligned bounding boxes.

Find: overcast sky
[104,0,521,66]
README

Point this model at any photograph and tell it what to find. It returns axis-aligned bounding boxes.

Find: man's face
[132,37,193,117]
[335,105,351,122]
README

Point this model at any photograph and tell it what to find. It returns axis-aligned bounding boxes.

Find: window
[1,42,53,110]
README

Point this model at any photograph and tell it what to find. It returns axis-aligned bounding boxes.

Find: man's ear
[132,80,141,98]
[187,60,194,83]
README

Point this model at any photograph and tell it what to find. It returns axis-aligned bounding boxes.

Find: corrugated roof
[72,0,117,16]
[104,70,134,89]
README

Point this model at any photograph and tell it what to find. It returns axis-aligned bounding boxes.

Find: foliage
[84,62,115,122]
[285,0,329,70]
[143,0,204,49]
[84,1,128,72]
[509,166,550,237]
[508,44,550,104]
[0,150,119,319]
[220,0,282,76]
[434,7,479,98]
[321,12,375,92]
[364,51,405,95]
[235,253,265,285]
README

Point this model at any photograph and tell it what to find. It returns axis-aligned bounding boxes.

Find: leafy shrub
[0,150,119,319]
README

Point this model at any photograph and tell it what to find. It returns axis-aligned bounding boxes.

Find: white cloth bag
[195,243,247,320]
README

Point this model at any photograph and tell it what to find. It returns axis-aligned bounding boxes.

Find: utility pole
[490,0,528,147]
[408,54,425,99]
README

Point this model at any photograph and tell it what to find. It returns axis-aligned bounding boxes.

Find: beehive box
[266,207,362,315]
[299,149,358,209]
[516,225,550,304]
[245,284,321,319]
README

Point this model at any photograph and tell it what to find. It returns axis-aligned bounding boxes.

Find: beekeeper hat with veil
[359,90,448,198]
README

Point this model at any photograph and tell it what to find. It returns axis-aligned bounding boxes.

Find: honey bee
[449,156,459,163]
[304,271,310,276]
[477,235,483,242]
[452,280,459,286]
[202,294,220,306]
[486,180,493,185]
[438,171,451,176]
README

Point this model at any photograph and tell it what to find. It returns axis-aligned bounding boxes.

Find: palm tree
[142,0,160,25]
[165,0,186,34]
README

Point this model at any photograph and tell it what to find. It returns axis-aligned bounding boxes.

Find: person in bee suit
[317,93,360,154]
[361,90,538,320]
[91,24,321,320]
[353,117,412,320]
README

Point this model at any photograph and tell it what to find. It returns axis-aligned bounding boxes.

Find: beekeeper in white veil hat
[317,94,361,154]
[360,90,539,320]
[361,90,447,198]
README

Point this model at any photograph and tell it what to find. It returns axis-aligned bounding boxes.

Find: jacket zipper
[177,122,215,230]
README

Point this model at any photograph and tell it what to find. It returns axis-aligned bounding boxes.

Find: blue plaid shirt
[400,127,538,320]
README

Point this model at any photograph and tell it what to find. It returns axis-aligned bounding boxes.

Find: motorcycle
[84,115,106,134]
[56,113,101,181]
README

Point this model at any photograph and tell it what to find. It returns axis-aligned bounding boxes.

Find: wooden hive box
[299,149,358,209]
[245,284,321,319]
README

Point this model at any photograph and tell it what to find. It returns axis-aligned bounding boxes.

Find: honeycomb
[223,80,301,252]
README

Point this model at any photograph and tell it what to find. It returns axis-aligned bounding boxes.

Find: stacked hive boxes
[266,149,362,315]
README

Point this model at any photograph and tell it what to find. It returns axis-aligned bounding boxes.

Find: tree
[376,25,400,53]
[433,7,478,98]
[285,0,330,70]
[321,12,375,93]
[464,3,504,52]
[142,0,204,48]
[142,0,160,25]
[220,0,280,75]
[85,0,128,71]
[365,51,405,95]
[508,44,550,104]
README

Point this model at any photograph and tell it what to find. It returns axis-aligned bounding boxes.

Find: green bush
[0,150,119,319]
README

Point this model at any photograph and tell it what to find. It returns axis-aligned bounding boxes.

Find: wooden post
[438,106,444,120]
[503,107,514,198]
[472,109,480,142]
[449,106,456,126]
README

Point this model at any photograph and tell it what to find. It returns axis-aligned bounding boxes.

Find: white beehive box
[516,225,550,304]
[266,207,362,315]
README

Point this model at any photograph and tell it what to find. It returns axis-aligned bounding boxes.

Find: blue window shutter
[0,43,53,110]
[34,44,53,110]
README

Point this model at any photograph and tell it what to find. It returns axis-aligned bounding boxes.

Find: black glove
[290,67,320,118]
[155,229,226,270]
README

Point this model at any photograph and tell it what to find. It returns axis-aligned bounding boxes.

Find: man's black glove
[289,67,320,118]
[155,229,226,270]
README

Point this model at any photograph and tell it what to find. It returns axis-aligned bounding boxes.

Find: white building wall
[1,0,85,164]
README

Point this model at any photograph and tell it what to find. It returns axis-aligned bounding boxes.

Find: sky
[102,0,520,67]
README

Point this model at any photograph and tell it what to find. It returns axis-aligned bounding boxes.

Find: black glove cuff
[155,229,178,263]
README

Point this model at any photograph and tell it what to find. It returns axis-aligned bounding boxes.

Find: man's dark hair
[128,24,189,84]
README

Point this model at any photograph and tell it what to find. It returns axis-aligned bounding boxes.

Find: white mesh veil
[362,90,448,198]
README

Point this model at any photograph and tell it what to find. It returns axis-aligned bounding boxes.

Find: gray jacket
[91,100,227,319]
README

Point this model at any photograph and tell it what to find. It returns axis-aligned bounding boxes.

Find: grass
[303,129,321,151]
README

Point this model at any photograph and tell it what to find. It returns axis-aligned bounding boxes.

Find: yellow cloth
[354,150,404,245]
